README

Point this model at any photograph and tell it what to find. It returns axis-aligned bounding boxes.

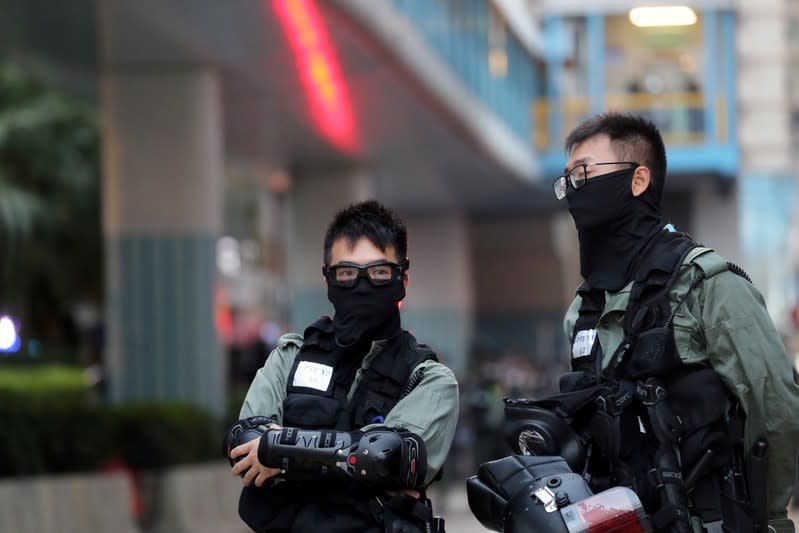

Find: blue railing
[389,0,543,143]
[539,10,739,179]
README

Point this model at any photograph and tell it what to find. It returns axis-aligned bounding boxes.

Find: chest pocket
[623,301,682,379]
[671,304,706,365]
[283,394,342,428]
[284,353,346,429]
[594,296,629,370]
[670,249,727,366]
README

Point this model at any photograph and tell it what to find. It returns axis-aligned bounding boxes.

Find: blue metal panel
[541,9,739,181]
[721,10,738,153]
[703,10,718,143]
[666,144,739,175]
[542,144,740,179]
[108,234,221,414]
[586,15,605,114]
[387,0,541,143]
[545,15,565,151]
[740,174,797,255]
[542,151,567,179]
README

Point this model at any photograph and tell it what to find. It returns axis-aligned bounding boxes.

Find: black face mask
[327,277,405,347]
[566,167,636,231]
[566,167,663,291]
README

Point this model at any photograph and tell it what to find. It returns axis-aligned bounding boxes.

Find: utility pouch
[626,326,681,379]
[378,494,442,533]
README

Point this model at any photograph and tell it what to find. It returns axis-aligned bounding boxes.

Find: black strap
[605,337,634,378]
[651,503,689,531]
[622,232,698,339]
[376,494,435,533]
[570,286,605,379]
[606,233,699,380]
[570,230,698,385]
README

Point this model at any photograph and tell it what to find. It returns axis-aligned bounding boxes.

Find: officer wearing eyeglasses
[224,200,458,533]
[546,113,799,533]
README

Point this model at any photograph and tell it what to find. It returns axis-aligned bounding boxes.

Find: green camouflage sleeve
[700,271,799,521]
[377,360,460,485]
[563,295,581,342]
[238,332,303,422]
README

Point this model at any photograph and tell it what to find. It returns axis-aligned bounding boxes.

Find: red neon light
[273,0,360,154]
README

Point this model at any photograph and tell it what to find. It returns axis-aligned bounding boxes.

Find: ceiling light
[629,6,698,27]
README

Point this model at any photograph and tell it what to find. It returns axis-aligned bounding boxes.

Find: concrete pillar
[401,212,474,378]
[736,0,796,326]
[285,170,373,331]
[102,69,224,415]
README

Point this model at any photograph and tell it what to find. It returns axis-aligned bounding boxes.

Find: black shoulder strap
[603,232,698,379]
[346,331,438,428]
[568,284,606,378]
[368,331,437,388]
[300,316,336,351]
[623,231,698,336]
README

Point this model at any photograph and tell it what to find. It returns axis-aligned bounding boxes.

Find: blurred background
[0,0,797,531]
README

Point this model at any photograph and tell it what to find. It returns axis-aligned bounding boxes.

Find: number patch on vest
[293,361,334,391]
[572,329,597,359]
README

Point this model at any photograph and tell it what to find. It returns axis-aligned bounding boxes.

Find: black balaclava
[566,166,663,291]
[327,276,405,347]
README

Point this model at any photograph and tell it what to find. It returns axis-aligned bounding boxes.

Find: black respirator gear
[257,426,427,489]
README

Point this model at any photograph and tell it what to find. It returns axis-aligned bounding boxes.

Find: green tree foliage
[0,61,101,355]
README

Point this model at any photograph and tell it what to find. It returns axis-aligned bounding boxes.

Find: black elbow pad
[349,428,428,489]
[223,416,274,466]
[252,425,428,489]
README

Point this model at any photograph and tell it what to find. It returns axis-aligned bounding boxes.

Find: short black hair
[323,200,407,265]
[565,112,667,201]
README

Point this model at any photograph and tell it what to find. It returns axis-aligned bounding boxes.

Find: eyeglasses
[323,259,409,288]
[553,161,638,200]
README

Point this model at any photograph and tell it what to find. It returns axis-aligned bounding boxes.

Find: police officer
[225,200,459,532]
[553,113,799,532]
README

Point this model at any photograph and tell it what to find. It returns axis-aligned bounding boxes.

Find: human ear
[631,166,651,197]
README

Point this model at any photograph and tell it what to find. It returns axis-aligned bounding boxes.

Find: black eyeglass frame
[322,258,410,288]
[553,161,639,200]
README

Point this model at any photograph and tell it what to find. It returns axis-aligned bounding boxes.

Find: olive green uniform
[240,333,460,485]
[564,247,799,532]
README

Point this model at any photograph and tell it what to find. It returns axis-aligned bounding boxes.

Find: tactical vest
[240,317,438,533]
[283,316,438,431]
[566,231,754,532]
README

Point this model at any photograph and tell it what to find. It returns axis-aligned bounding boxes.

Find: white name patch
[293,361,334,391]
[572,329,597,359]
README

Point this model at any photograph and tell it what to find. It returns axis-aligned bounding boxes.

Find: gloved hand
[223,416,274,467]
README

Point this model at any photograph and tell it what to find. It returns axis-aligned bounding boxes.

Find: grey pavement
[428,484,489,533]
